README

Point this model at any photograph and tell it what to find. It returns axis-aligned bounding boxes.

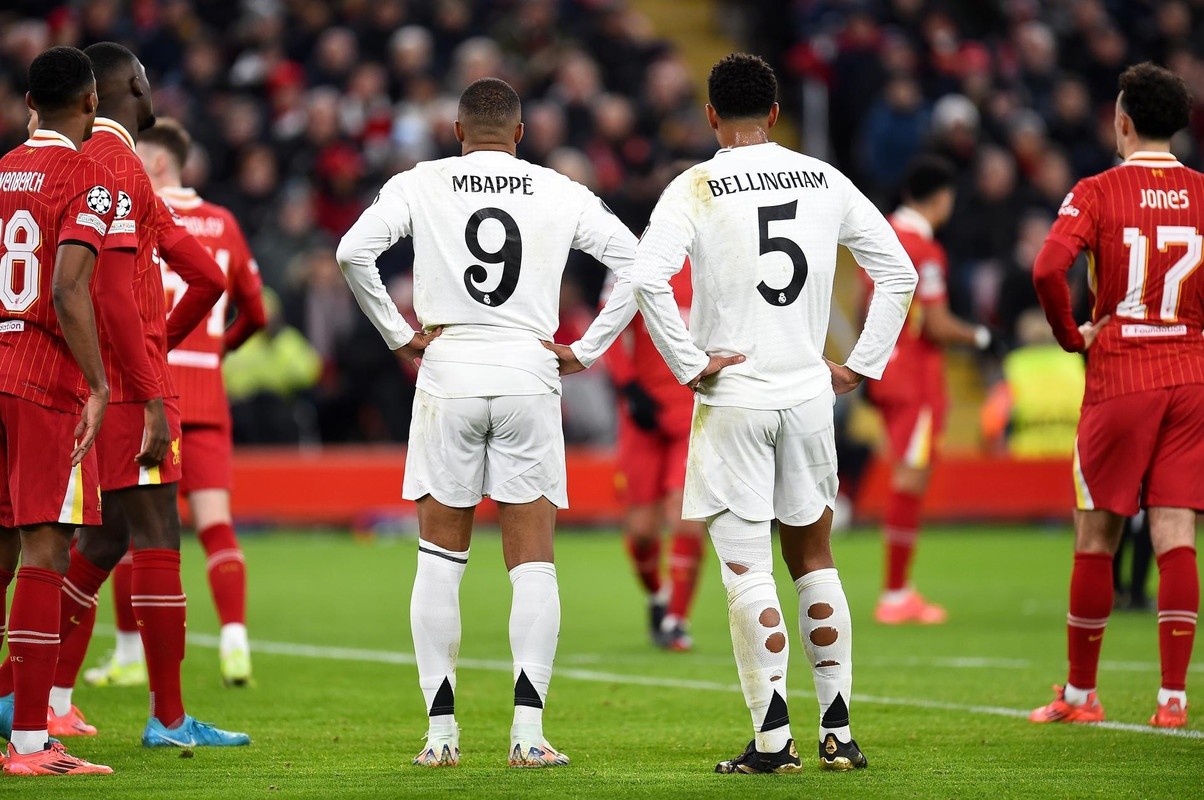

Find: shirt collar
[159,186,201,209]
[93,117,135,151]
[892,205,934,240]
[1124,150,1182,167]
[24,129,76,151]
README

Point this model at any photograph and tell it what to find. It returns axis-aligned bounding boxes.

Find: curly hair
[458,78,521,128]
[708,53,777,120]
[28,46,94,114]
[1119,62,1191,141]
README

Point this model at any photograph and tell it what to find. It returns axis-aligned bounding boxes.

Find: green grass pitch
[23,525,1202,798]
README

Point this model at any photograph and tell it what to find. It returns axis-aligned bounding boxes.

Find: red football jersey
[1047,151,1204,403]
[862,207,947,407]
[603,260,694,434]
[159,187,262,426]
[0,130,116,412]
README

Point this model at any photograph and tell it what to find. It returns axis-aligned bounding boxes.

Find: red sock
[1067,551,1113,690]
[1156,547,1198,692]
[0,568,13,648]
[884,490,923,592]
[132,549,186,727]
[666,532,703,621]
[112,549,138,634]
[52,546,110,690]
[199,522,246,626]
[8,567,62,734]
[624,535,662,595]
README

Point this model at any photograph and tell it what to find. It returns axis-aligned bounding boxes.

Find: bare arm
[52,243,108,464]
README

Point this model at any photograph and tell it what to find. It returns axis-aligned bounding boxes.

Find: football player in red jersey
[0,42,248,749]
[861,156,995,625]
[0,45,113,776]
[84,119,265,689]
[604,262,704,650]
[1031,63,1203,729]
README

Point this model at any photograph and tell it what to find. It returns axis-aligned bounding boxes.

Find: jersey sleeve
[336,172,416,350]
[631,172,709,383]
[103,174,139,252]
[914,243,948,307]
[839,180,918,379]
[58,160,116,255]
[1046,178,1101,256]
[568,186,640,368]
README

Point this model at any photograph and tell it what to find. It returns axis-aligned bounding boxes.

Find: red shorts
[615,413,689,506]
[179,421,233,495]
[0,393,101,528]
[878,400,947,469]
[1074,385,1204,516]
[96,398,183,492]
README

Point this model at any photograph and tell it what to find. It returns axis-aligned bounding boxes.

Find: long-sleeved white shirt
[632,142,917,410]
[337,150,638,397]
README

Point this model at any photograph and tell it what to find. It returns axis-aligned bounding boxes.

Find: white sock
[48,686,73,717]
[881,588,912,605]
[509,561,560,737]
[10,729,48,755]
[1158,688,1187,706]
[1064,684,1093,705]
[796,568,854,743]
[727,570,793,753]
[115,630,144,666]
[219,623,249,655]
[410,540,469,732]
[708,511,792,753]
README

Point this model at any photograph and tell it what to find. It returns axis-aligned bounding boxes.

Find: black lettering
[763,173,780,191]
[522,176,534,195]
[708,180,723,197]
[721,177,736,194]
[810,171,828,188]
[801,172,815,189]
[453,175,468,192]
[469,175,482,192]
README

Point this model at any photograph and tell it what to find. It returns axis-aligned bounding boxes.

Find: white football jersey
[337,149,638,397]
[633,142,917,410]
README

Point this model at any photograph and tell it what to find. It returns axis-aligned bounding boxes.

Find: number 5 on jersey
[757,201,808,306]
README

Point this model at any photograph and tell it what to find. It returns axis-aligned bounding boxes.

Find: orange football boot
[1029,685,1105,723]
[3,741,112,776]
[874,591,948,625]
[47,705,97,737]
[1150,698,1188,728]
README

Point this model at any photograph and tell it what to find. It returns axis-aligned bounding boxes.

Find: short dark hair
[1119,62,1192,140]
[83,42,138,86]
[902,155,957,203]
[28,46,94,114]
[140,118,191,169]
[458,78,521,128]
[708,53,777,120]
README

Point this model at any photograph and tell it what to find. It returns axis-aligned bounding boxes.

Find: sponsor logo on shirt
[86,185,112,214]
[1058,192,1079,217]
[0,321,26,333]
[75,212,107,236]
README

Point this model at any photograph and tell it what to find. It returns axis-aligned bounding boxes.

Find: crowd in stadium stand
[732,0,1204,337]
[0,0,710,444]
[3,1,1204,443]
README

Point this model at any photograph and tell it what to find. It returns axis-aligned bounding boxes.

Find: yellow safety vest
[1003,345,1085,458]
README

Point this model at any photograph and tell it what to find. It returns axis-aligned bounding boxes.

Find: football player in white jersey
[337,78,639,769]
[632,54,917,774]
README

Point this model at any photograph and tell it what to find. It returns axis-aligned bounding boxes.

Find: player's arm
[913,256,993,350]
[223,226,267,352]
[53,241,108,463]
[838,181,919,389]
[1033,180,1101,353]
[547,195,640,374]
[157,199,224,349]
[337,173,438,365]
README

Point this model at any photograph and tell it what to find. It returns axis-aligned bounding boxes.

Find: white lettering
[1140,188,1191,210]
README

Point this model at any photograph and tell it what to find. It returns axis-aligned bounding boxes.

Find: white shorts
[682,390,838,525]
[403,390,568,509]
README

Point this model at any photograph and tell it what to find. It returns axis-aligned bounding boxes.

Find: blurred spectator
[225,291,322,444]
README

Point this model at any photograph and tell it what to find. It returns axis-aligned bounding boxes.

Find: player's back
[388,150,624,393]
[1070,152,1204,400]
[159,188,256,424]
[85,119,174,401]
[0,132,112,411]
[667,142,870,408]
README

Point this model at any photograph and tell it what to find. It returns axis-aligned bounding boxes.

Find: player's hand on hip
[826,359,865,395]
[688,353,746,392]
[137,397,170,467]
[72,388,109,467]
[1078,315,1111,351]
[396,327,443,368]
[540,340,586,376]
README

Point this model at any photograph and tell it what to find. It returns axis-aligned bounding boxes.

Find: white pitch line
[171,630,1204,740]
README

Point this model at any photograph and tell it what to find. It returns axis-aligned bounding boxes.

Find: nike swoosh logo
[1172,629,1194,637]
[1088,634,1104,641]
